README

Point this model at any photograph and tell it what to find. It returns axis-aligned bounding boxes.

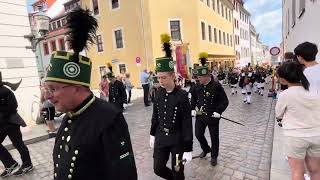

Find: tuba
[2,79,22,91]
[0,72,22,91]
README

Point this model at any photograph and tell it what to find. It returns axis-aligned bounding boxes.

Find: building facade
[0,0,40,120]
[283,0,320,60]
[37,0,82,71]
[250,23,257,65]
[232,0,251,67]
[80,0,235,88]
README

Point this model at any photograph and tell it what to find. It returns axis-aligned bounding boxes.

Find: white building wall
[283,0,320,61]
[233,2,241,67]
[250,33,257,65]
[239,12,250,67]
[0,0,40,121]
[233,1,251,67]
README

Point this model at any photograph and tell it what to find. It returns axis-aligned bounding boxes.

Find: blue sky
[27,0,36,12]
[244,0,282,48]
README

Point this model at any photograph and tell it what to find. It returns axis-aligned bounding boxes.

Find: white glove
[182,152,192,164]
[149,135,155,148]
[212,112,221,118]
[123,104,128,108]
[191,110,196,117]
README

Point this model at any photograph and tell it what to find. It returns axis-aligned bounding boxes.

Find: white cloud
[244,0,282,47]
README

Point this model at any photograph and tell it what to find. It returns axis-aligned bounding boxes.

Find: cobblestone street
[1,87,275,180]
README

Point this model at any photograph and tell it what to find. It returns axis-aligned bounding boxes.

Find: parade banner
[175,44,190,79]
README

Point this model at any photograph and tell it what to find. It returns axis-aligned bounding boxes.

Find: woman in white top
[276,61,320,180]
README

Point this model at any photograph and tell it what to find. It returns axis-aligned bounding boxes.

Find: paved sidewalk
[269,99,291,180]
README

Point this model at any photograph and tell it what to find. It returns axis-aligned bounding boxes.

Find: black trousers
[195,119,220,159]
[142,84,150,106]
[153,146,184,180]
[127,90,132,104]
[0,124,31,168]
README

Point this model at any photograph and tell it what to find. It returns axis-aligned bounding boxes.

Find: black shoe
[13,164,33,176]
[0,162,19,178]
[231,93,234,95]
[145,104,151,107]
[211,158,218,166]
[199,150,210,158]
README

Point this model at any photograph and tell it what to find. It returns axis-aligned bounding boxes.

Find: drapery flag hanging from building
[175,43,190,79]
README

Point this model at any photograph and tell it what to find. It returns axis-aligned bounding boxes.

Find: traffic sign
[270,47,280,56]
[111,59,119,64]
[136,57,141,64]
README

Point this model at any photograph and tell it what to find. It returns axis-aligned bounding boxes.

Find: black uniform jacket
[239,72,255,88]
[150,87,193,152]
[53,94,137,180]
[228,73,239,85]
[109,80,127,108]
[255,73,266,83]
[191,80,229,125]
[0,85,26,127]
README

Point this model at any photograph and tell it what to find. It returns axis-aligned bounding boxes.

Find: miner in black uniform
[150,34,193,180]
[43,8,137,180]
[217,69,226,85]
[191,53,229,166]
[0,73,33,177]
[228,69,239,95]
[107,64,127,111]
[239,67,255,104]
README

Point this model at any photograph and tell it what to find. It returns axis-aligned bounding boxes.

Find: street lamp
[24,10,50,77]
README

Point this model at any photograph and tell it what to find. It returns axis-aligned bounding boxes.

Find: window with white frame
[208,25,212,42]
[225,7,228,20]
[227,33,229,46]
[111,0,119,9]
[219,30,221,44]
[212,0,215,11]
[96,35,103,52]
[114,28,124,49]
[99,66,107,79]
[52,22,56,30]
[221,4,224,17]
[217,0,220,14]
[207,0,210,7]
[57,20,61,28]
[119,64,126,74]
[223,32,226,45]
[201,21,206,40]
[92,0,99,15]
[170,20,182,41]
[214,28,217,43]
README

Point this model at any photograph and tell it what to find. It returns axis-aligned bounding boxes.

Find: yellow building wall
[197,1,235,57]
[81,0,151,88]
[80,0,235,88]
[148,0,234,66]
[147,0,199,66]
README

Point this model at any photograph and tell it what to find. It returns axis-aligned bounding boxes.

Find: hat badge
[63,62,81,78]
[169,61,174,69]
